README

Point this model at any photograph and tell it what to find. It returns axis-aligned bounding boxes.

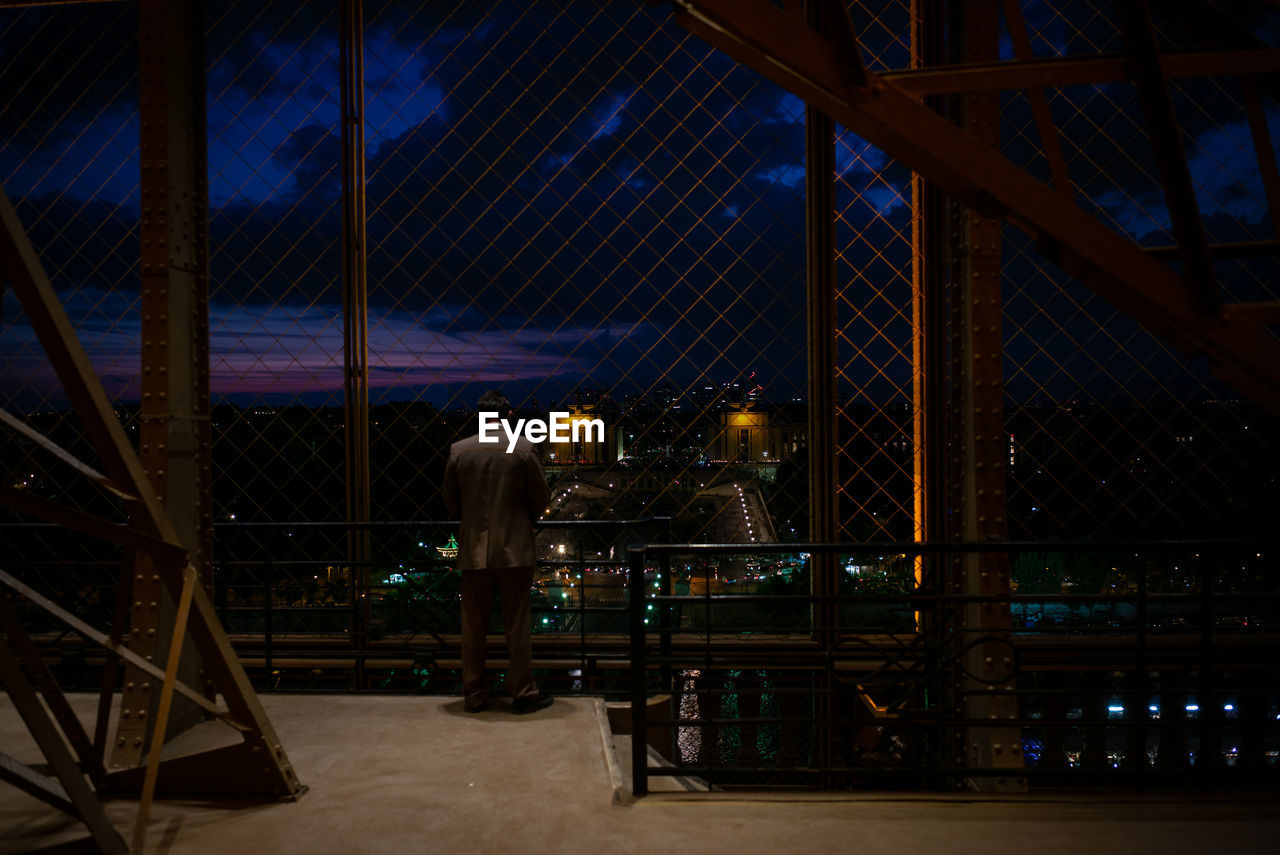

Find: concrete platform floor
[2,692,1278,855]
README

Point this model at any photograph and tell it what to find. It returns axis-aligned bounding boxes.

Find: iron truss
[650,0,1280,415]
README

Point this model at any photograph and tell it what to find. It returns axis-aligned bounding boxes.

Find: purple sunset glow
[0,287,642,406]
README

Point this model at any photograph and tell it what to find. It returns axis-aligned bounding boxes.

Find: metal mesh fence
[1,0,1279,637]
[206,0,346,531]
[0,1,140,538]
[997,0,1280,540]
[835,0,916,542]
[359,0,810,560]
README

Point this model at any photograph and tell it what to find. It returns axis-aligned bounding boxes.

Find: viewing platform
[3,693,1278,854]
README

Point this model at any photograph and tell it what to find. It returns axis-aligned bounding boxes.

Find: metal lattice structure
[2,0,1280,814]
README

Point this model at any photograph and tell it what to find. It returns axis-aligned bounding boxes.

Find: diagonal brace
[1115,0,1219,317]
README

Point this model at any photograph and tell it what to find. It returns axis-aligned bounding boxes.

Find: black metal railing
[211,516,673,693]
[626,539,1280,795]
[6,523,1279,792]
[0,517,670,694]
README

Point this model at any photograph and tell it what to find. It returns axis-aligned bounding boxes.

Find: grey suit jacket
[442,433,551,570]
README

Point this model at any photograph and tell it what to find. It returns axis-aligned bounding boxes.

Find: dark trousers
[460,566,538,706]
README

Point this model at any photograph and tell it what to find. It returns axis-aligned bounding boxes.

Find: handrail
[627,537,1280,554]
[625,537,1280,796]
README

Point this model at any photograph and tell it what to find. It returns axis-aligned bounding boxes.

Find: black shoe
[465,699,489,714]
[512,692,553,715]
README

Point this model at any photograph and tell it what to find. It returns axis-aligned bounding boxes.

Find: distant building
[709,403,806,466]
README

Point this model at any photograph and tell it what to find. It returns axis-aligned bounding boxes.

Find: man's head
[477,389,513,420]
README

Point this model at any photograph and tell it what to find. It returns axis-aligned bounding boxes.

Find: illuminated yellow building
[710,405,804,464]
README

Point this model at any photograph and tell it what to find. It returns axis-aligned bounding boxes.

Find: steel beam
[0,616,127,855]
[0,750,74,815]
[132,564,197,854]
[1116,0,1218,317]
[805,0,839,781]
[1145,239,1280,260]
[0,568,229,719]
[1153,0,1280,100]
[880,49,1280,96]
[117,0,213,768]
[0,489,182,556]
[340,0,372,671]
[1241,82,1280,241]
[947,0,1025,793]
[0,407,135,500]
[1000,0,1071,196]
[910,0,949,599]
[0,0,125,7]
[1,183,305,801]
[1231,302,1280,326]
[804,34,837,599]
[662,0,1280,417]
[0,192,177,542]
[0,594,106,786]
[816,0,868,92]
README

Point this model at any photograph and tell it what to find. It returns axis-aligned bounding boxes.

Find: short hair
[477,390,512,414]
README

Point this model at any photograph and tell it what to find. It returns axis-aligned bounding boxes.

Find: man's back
[443,434,550,570]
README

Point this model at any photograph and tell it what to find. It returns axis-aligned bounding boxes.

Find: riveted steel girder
[115,0,214,768]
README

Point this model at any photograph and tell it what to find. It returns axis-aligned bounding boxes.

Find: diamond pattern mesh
[1,0,1278,603]
[359,0,809,551]
[0,1,140,537]
[206,0,345,530]
[997,0,1280,539]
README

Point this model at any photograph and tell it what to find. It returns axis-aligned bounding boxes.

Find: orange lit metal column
[910,0,948,603]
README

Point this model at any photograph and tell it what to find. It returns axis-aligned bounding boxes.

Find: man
[443,390,553,714]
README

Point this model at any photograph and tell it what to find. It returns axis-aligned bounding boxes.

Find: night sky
[1,0,1278,412]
